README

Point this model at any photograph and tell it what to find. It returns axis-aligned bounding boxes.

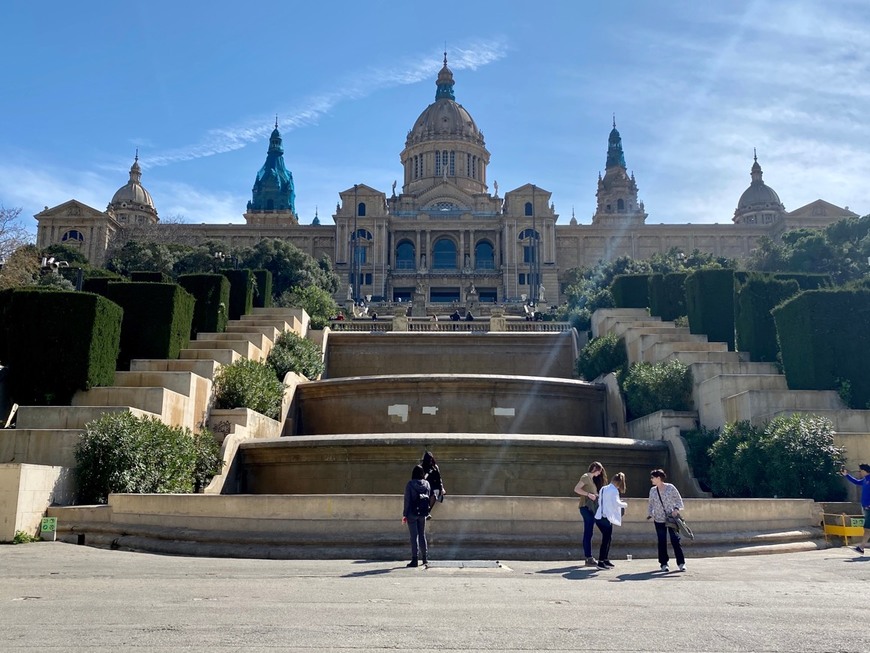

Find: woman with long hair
[647,468,686,572]
[574,461,608,567]
[593,472,628,569]
[421,451,445,515]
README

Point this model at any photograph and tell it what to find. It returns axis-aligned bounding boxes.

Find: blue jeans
[407,516,427,561]
[579,506,603,558]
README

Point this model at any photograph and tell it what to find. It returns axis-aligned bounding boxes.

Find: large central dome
[400,54,490,196]
[406,57,484,148]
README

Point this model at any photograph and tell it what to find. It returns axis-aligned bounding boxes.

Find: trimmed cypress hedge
[0,288,14,364]
[221,269,254,320]
[773,289,870,408]
[610,274,650,309]
[252,269,273,308]
[177,273,230,339]
[735,274,800,362]
[734,271,832,290]
[82,275,121,295]
[131,271,171,283]
[2,289,122,405]
[103,282,195,370]
[686,268,735,350]
[648,272,687,321]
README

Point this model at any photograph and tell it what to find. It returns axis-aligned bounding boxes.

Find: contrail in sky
[143,39,508,169]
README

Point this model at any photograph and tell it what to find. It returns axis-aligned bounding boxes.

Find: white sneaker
[660,564,669,572]
[678,563,686,572]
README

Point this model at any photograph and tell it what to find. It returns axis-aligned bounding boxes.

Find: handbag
[657,488,695,539]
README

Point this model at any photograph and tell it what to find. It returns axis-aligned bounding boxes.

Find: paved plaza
[1,542,867,652]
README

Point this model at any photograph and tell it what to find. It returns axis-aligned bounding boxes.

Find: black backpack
[412,489,431,517]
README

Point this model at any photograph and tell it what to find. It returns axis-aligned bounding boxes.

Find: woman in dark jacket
[402,465,431,567]
[421,451,446,512]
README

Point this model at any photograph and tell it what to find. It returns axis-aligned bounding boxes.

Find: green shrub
[266,330,324,381]
[709,415,845,500]
[221,269,254,320]
[734,274,800,363]
[252,269,273,308]
[575,333,627,381]
[74,412,223,504]
[130,271,170,283]
[686,268,735,350]
[648,272,687,321]
[177,273,230,339]
[279,285,339,330]
[12,530,40,544]
[213,359,286,419]
[610,274,650,308]
[681,425,719,492]
[621,359,693,420]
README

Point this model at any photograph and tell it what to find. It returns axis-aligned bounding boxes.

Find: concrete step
[129,358,221,381]
[185,339,262,360]
[16,406,161,430]
[225,324,282,342]
[612,321,675,339]
[648,340,729,363]
[179,348,241,365]
[724,390,845,425]
[72,387,190,428]
[591,309,656,338]
[663,350,748,365]
[688,361,780,385]
[195,331,272,352]
[762,410,870,433]
[637,333,711,363]
[114,370,205,398]
[0,428,83,467]
[697,374,790,430]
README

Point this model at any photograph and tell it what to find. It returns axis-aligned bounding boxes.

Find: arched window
[617,198,625,212]
[432,238,457,269]
[524,202,533,216]
[61,229,84,243]
[395,241,415,270]
[475,241,495,270]
[357,202,366,217]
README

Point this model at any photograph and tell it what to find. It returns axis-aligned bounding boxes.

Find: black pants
[407,516,427,561]
[596,517,613,562]
[654,521,685,565]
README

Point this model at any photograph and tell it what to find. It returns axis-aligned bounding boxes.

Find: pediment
[35,199,105,220]
[505,183,552,200]
[416,184,475,210]
[338,183,383,197]
[787,199,858,219]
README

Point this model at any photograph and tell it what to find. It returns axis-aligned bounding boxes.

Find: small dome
[111,155,155,208]
[736,156,782,211]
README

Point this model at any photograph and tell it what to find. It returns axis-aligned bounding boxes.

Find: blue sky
[2,0,869,237]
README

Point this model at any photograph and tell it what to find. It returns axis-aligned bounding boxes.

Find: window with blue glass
[62,229,85,242]
[395,241,415,270]
[357,202,366,217]
[433,238,457,269]
[475,241,495,269]
[524,202,533,216]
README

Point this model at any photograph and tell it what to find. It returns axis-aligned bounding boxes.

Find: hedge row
[734,274,800,363]
[686,269,735,350]
[648,272,687,321]
[773,289,870,408]
[252,269,273,309]
[0,289,122,405]
[610,274,650,308]
[221,269,254,320]
[177,274,230,339]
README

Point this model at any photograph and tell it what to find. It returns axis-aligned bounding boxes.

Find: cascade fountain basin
[292,374,607,437]
[323,331,578,379]
[238,432,669,498]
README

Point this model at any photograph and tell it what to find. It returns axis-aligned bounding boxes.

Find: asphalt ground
[1,542,868,652]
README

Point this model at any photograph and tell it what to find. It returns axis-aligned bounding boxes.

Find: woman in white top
[594,472,628,569]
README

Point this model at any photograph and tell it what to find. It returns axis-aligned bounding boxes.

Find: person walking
[421,451,445,516]
[647,468,686,572]
[841,463,870,555]
[574,461,608,567]
[594,472,628,569]
[402,465,431,567]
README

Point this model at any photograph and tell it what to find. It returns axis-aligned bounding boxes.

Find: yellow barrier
[822,513,865,545]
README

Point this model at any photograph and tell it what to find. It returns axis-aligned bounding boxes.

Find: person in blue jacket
[841,463,870,555]
[402,465,431,567]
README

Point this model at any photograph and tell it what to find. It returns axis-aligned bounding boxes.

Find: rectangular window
[355,245,366,265]
[449,151,455,176]
[435,153,441,177]
[518,273,527,286]
[467,153,471,177]
[523,246,536,264]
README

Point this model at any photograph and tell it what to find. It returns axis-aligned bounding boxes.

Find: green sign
[851,518,865,528]
[40,517,57,532]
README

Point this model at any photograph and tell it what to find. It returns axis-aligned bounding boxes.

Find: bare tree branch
[0,206,31,262]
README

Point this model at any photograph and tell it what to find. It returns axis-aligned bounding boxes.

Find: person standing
[594,472,628,569]
[421,451,445,514]
[402,465,431,567]
[574,461,607,567]
[647,468,686,572]
[841,463,870,555]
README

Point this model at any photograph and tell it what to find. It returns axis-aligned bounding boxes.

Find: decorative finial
[444,46,447,67]
[612,113,616,129]
[275,115,278,130]
[135,148,139,162]
[753,147,757,162]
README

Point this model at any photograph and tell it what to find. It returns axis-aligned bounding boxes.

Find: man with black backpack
[402,465,431,567]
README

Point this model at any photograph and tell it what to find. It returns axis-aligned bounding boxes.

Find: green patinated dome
[248,123,295,213]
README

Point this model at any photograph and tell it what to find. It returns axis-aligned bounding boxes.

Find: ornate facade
[35,57,858,306]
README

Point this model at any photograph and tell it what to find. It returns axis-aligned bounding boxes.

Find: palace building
[35,56,858,306]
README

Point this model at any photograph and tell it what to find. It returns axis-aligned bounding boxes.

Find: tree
[1,206,31,262]
[234,238,339,297]
[0,244,40,290]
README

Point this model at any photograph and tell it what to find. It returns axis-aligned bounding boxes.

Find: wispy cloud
[143,39,509,169]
